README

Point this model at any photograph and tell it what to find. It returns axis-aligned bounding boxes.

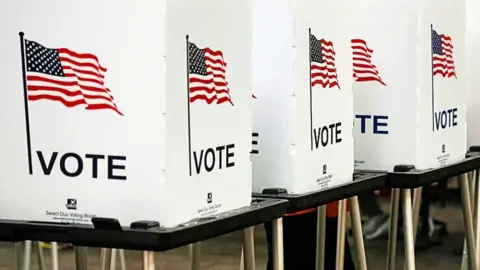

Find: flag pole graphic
[19,32,33,175]
[430,24,435,132]
[186,35,193,176]
[308,28,314,151]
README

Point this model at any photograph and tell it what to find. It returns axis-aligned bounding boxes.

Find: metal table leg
[110,249,117,270]
[462,240,469,270]
[401,187,423,270]
[402,189,416,270]
[141,251,155,270]
[75,246,88,270]
[50,242,59,270]
[14,242,23,270]
[239,248,244,270]
[119,249,126,270]
[335,199,347,270]
[411,187,423,242]
[100,248,111,270]
[242,227,256,270]
[349,196,367,270]
[461,173,475,270]
[189,242,201,270]
[316,205,327,270]
[34,242,46,270]
[386,188,400,270]
[272,218,284,270]
[23,241,32,270]
[474,170,480,264]
[459,173,478,270]
[469,172,475,209]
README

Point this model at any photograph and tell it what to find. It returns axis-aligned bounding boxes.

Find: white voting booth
[251,0,354,194]
[461,1,480,268]
[0,0,252,228]
[353,0,467,172]
[467,0,480,147]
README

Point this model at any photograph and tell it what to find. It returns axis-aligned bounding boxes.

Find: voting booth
[353,0,467,171]
[251,0,354,194]
[467,0,480,146]
[0,0,252,228]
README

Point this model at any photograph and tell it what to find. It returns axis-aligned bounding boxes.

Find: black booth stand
[385,150,480,270]
[253,171,387,270]
[0,199,288,270]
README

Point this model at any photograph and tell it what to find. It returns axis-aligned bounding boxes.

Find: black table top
[252,171,387,214]
[0,198,287,251]
[386,151,480,189]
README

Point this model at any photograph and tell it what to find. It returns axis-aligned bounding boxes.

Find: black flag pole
[430,24,435,132]
[19,32,33,175]
[186,35,193,176]
[308,28,313,151]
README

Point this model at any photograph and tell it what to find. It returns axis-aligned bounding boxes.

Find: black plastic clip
[262,188,288,195]
[393,165,416,173]
[470,146,480,152]
[91,217,122,231]
[130,220,160,230]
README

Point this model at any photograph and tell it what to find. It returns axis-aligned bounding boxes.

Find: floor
[0,198,470,269]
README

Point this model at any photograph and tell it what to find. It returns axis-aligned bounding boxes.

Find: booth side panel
[251,0,295,193]
[291,0,354,194]
[164,0,253,227]
[466,0,480,148]
[417,0,467,169]
[352,0,419,172]
[0,0,167,225]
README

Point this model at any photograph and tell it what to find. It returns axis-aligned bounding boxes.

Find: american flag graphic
[24,39,123,115]
[310,34,339,89]
[188,41,233,105]
[351,39,386,86]
[432,28,456,78]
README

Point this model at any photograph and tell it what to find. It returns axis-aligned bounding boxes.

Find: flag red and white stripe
[432,31,456,78]
[189,44,233,105]
[351,39,386,86]
[25,40,122,115]
[311,39,339,89]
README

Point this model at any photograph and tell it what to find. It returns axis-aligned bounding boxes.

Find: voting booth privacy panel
[251,0,354,194]
[467,0,480,147]
[353,0,467,172]
[0,0,252,228]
